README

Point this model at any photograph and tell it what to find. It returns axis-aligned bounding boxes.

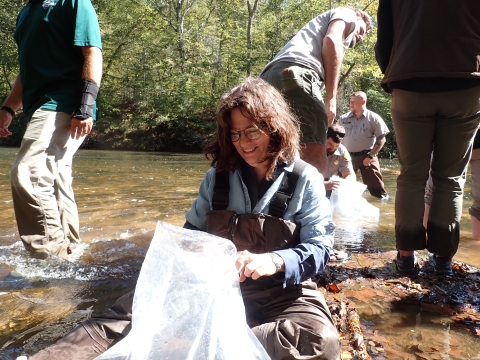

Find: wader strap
[268,160,308,218]
[211,159,308,217]
[212,170,230,210]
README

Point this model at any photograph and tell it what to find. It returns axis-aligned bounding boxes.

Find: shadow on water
[0,149,479,359]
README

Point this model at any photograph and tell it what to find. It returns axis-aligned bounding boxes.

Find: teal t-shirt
[15,0,102,120]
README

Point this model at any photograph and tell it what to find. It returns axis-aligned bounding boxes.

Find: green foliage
[0,0,397,156]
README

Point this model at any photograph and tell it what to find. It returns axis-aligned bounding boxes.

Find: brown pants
[30,209,338,359]
[244,279,340,360]
[29,291,134,360]
[205,209,339,359]
[351,153,388,198]
[29,281,339,360]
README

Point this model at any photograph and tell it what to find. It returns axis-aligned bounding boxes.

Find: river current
[1,148,479,359]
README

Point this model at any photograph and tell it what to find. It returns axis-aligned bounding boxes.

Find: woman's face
[230,108,270,178]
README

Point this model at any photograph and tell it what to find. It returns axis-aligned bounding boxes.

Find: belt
[350,149,370,156]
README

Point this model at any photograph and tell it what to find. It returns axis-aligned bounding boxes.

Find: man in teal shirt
[0,0,103,259]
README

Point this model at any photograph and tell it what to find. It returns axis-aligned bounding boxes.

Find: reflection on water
[0,148,480,358]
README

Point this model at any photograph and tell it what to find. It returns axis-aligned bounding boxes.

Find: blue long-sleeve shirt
[185,160,335,286]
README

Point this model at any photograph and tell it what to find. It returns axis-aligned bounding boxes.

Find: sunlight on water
[0,240,144,283]
[1,148,480,359]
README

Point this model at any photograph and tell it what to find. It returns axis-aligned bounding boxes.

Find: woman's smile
[230,108,270,180]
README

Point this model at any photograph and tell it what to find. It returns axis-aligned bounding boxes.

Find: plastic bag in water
[95,221,270,360]
[329,177,379,222]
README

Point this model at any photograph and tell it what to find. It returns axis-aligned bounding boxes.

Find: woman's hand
[235,250,283,282]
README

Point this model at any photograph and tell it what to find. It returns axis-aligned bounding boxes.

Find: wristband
[72,78,99,120]
[0,106,15,117]
[367,153,374,159]
[269,253,283,273]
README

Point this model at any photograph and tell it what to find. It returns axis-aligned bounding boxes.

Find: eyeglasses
[327,130,345,139]
[230,125,263,142]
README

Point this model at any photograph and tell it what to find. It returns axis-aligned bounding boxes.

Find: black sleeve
[374,0,394,74]
[183,220,202,231]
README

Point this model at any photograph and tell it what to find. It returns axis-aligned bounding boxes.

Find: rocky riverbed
[319,250,480,360]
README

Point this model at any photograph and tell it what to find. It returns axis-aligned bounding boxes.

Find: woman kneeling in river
[26,78,339,360]
[184,77,340,359]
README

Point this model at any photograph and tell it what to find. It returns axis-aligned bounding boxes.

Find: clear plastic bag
[329,176,379,222]
[96,221,270,360]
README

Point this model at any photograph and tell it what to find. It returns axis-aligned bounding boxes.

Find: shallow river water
[0,147,479,359]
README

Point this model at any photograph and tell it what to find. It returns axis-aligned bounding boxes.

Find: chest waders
[206,160,307,254]
[206,159,340,360]
[29,160,339,360]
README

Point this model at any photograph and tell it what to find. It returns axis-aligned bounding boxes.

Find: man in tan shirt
[323,124,356,197]
[339,91,389,199]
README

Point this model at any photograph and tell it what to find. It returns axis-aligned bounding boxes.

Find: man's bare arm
[0,75,23,137]
[322,19,353,125]
[82,46,103,85]
[369,135,386,157]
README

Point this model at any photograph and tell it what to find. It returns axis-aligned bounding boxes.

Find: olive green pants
[392,87,480,258]
[260,62,327,145]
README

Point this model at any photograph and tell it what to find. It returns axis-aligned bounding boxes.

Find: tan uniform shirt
[324,144,354,179]
[339,109,390,152]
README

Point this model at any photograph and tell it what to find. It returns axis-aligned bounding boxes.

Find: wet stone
[319,250,480,358]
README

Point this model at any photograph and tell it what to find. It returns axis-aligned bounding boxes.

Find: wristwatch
[367,153,374,159]
[269,253,283,273]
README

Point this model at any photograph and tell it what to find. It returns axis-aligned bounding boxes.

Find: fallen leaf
[328,283,341,293]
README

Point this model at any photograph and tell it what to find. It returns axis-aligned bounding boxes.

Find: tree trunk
[246,0,259,76]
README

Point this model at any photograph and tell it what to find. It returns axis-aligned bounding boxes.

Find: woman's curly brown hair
[204,77,300,180]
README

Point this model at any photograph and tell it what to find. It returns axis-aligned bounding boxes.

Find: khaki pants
[10,109,85,259]
[392,87,480,258]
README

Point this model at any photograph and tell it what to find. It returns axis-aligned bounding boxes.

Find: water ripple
[0,241,143,283]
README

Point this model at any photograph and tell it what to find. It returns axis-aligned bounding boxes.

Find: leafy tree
[0,0,397,155]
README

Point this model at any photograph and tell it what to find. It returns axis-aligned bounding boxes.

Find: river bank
[322,251,480,359]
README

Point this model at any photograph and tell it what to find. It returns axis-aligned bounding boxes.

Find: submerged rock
[318,250,480,359]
